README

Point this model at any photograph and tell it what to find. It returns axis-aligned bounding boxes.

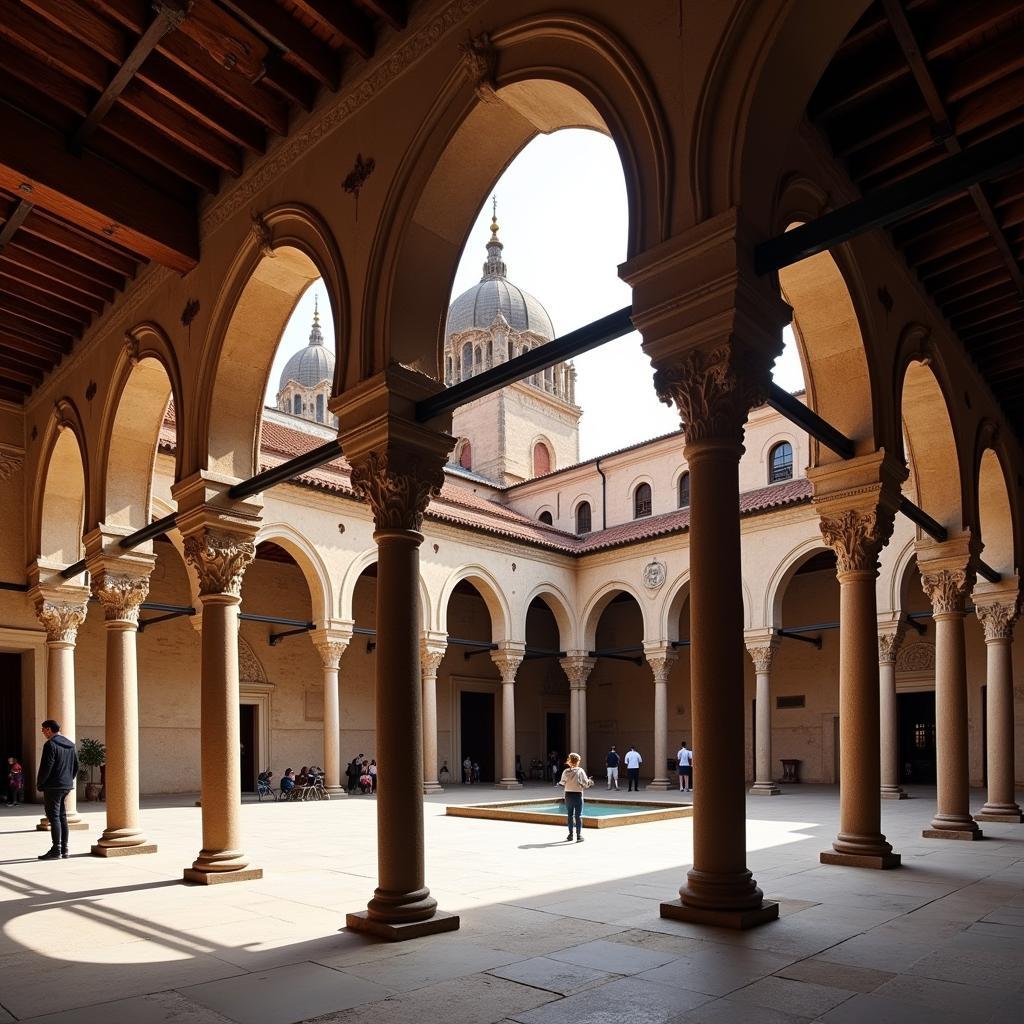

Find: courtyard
[0,786,1021,1024]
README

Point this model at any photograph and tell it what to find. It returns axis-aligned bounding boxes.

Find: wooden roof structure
[0,0,406,405]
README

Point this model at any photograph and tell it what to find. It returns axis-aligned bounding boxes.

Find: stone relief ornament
[642,559,667,592]
[239,636,266,682]
[920,568,973,615]
[350,450,445,532]
[459,31,497,102]
[124,331,140,368]
[183,531,255,597]
[877,623,906,664]
[896,641,935,674]
[35,599,89,644]
[976,599,1019,642]
[313,638,348,669]
[818,508,890,574]
[92,572,150,624]
[0,442,24,482]
[746,642,779,675]
[249,210,275,259]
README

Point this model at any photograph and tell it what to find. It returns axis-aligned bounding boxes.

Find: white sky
[267,130,804,459]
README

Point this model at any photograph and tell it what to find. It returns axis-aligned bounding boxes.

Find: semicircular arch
[518,582,576,650]
[579,579,648,650]
[437,564,511,642]
[255,523,334,625]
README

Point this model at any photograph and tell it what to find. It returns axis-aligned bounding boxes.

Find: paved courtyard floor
[0,783,1022,1024]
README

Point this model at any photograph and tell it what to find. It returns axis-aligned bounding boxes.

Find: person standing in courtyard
[6,756,24,806]
[605,745,620,790]
[676,741,693,792]
[624,745,642,792]
[558,752,593,842]
[36,720,78,860]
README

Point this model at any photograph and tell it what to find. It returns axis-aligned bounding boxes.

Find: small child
[558,753,593,842]
[6,757,23,806]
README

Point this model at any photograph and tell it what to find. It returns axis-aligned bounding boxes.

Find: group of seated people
[256,765,327,800]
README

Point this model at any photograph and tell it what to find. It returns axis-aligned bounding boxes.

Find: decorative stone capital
[92,571,150,625]
[746,637,780,675]
[313,638,348,670]
[183,530,255,597]
[975,599,1018,642]
[350,450,445,532]
[920,568,973,616]
[916,534,977,617]
[420,641,446,677]
[490,650,524,684]
[560,652,596,689]
[643,643,677,683]
[877,621,906,665]
[35,598,89,644]
[819,508,892,574]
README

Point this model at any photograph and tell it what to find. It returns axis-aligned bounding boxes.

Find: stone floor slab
[487,956,612,995]
[635,945,794,997]
[23,990,236,1024]
[775,958,895,993]
[331,942,521,992]
[546,937,678,974]
[726,975,853,1017]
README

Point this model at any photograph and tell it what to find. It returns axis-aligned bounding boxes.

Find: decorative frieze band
[183,530,255,597]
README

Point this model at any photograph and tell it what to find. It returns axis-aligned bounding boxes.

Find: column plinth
[810,454,906,870]
[421,639,446,794]
[919,547,982,841]
[878,623,908,800]
[746,636,781,796]
[338,365,458,940]
[492,645,525,789]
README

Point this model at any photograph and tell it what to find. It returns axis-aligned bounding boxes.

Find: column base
[647,778,672,791]
[346,909,460,942]
[495,779,523,790]
[922,828,984,840]
[975,803,1023,823]
[423,781,444,795]
[881,786,908,800]
[325,786,348,797]
[92,843,157,857]
[820,850,901,869]
[37,820,89,832]
[184,866,263,885]
[749,782,781,796]
[660,898,778,930]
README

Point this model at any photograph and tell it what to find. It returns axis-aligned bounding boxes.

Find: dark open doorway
[898,691,936,785]
[239,704,257,792]
[546,711,567,764]
[460,690,495,783]
[1,653,23,804]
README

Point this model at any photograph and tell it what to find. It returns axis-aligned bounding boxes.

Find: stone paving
[0,784,1021,1023]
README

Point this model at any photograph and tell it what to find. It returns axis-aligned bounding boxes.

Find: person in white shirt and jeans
[676,741,693,792]
[624,746,643,791]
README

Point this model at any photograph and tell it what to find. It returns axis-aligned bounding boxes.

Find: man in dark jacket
[36,719,79,860]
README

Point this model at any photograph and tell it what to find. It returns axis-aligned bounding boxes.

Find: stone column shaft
[645,647,676,790]
[421,642,446,794]
[747,639,780,796]
[878,625,907,800]
[561,654,594,772]
[492,646,525,789]
[313,632,349,793]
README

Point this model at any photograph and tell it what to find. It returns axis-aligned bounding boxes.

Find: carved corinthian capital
[877,622,906,665]
[183,530,255,597]
[976,599,1019,642]
[646,652,677,683]
[746,641,779,675]
[350,450,444,532]
[560,655,596,689]
[653,344,770,445]
[313,639,348,670]
[35,599,88,644]
[920,568,974,616]
[92,572,150,624]
[491,651,524,683]
[459,32,497,102]
[420,643,446,677]
[819,508,892,574]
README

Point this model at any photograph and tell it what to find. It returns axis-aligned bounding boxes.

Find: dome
[445,210,555,340]
[279,298,334,390]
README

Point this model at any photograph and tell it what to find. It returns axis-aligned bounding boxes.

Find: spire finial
[308,293,324,346]
[482,195,506,279]
[490,194,499,238]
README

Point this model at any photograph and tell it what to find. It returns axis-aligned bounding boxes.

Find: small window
[775,695,806,710]
[445,356,453,384]
[769,441,794,482]
[293,394,301,415]
[533,442,551,477]
[678,472,690,508]
[459,441,473,470]
[634,482,652,519]
[316,394,324,423]
[539,511,553,525]
[461,342,473,379]
[576,501,592,534]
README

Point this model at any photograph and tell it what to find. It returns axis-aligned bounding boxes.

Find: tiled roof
[158,413,812,556]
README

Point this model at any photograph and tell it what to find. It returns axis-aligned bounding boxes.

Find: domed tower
[444,203,580,484]
[275,296,337,426]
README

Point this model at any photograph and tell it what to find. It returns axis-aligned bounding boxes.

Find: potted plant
[78,737,106,802]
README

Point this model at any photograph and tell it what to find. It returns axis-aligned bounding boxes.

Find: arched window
[315,394,324,423]
[474,345,482,372]
[634,482,652,519]
[539,510,553,525]
[293,394,301,415]
[576,501,592,534]
[461,342,473,379]
[445,356,453,384]
[678,472,690,508]
[769,441,794,482]
[459,440,473,470]
[533,442,551,477]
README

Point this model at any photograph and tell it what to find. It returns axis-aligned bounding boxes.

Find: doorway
[898,691,936,784]
[546,711,567,764]
[239,703,257,792]
[1,654,23,803]
[460,690,495,783]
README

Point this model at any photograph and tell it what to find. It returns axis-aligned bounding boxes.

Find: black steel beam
[756,122,1024,273]
[765,383,855,459]
[240,612,313,628]
[120,512,177,548]
[416,306,635,422]
[975,559,1001,584]
[776,627,823,649]
[898,496,948,543]
[0,579,28,592]
[228,439,343,500]
[905,614,928,635]
[269,625,314,646]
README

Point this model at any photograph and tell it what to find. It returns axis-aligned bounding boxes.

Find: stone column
[877,621,907,800]
[745,636,781,796]
[90,563,157,855]
[421,635,446,794]
[32,589,90,832]
[491,643,525,789]
[644,644,677,790]
[810,453,904,869]
[181,526,262,882]
[974,582,1023,823]
[312,627,351,795]
[338,364,459,940]
[918,540,981,840]
[560,653,594,770]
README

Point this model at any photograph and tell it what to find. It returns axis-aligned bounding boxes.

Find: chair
[256,772,278,802]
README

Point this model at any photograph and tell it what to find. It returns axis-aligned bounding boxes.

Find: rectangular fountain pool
[446,798,693,829]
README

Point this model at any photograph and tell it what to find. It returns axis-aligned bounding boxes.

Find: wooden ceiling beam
[943,281,1018,319]
[0,312,73,353]
[291,0,374,60]
[951,294,1023,331]
[0,245,116,304]
[260,51,317,111]
[0,380,33,402]
[0,291,85,336]
[0,101,197,272]
[933,265,1008,304]
[8,235,126,292]
[959,310,1024,343]
[0,339,53,372]
[918,238,997,280]
[946,26,1024,105]
[0,272,93,324]
[358,0,407,31]
[0,260,104,315]
[0,6,112,91]
[217,0,340,89]
[0,198,34,252]
[0,361,44,389]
